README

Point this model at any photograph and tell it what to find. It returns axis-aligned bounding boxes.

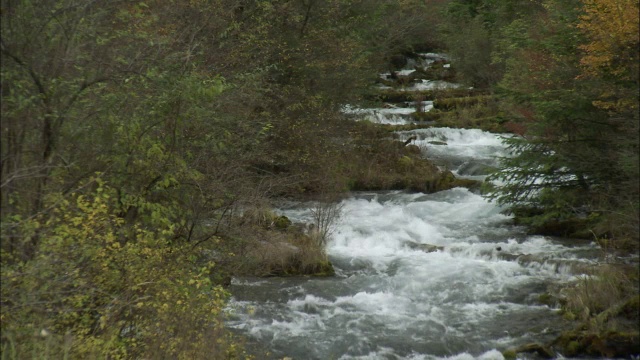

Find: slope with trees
[438,0,639,357]
[0,0,454,357]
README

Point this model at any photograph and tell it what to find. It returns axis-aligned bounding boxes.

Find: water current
[226,125,602,359]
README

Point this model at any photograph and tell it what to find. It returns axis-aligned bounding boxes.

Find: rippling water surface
[225,128,599,360]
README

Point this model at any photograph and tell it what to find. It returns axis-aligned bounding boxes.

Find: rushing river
[226,126,601,359]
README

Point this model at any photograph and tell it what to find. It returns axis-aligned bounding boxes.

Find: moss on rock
[501,349,517,360]
[274,215,292,229]
[552,330,640,358]
[433,95,493,110]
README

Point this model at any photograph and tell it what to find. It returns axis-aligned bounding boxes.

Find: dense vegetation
[1,0,637,358]
[439,0,639,357]
[442,0,639,247]
[0,0,451,357]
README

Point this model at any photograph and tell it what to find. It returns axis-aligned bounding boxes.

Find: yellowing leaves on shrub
[577,0,639,80]
[0,179,248,359]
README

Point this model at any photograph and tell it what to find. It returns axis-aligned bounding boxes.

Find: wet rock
[390,54,407,70]
[433,95,492,110]
[403,135,418,146]
[511,343,555,358]
[537,293,555,306]
[455,161,496,176]
[496,252,521,261]
[501,349,517,360]
[428,141,448,146]
[496,252,594,275]
[405,241,443,253]
[307,260,336,277]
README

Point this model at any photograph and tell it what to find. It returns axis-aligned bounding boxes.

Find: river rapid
[225,124,602,359]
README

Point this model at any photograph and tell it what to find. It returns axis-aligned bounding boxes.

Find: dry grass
[562,263,639,324]
[223,204,335,277]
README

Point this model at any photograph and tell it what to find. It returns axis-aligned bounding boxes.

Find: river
[225,123,601,359]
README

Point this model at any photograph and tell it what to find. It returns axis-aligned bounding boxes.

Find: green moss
[538,293,554,306]
[552,328,640,358]
[566,341,581,356]
[274,216,292,229]
[398,155,415,168]
[563,311,577,321]
[309,261,336,277]
[271,260,335,277]
[404,144,422,155]
[502,349,517,360]
[433,95,493,110]
[620,295,640,320]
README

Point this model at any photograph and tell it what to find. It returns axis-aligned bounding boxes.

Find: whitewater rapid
[225,128,599,359]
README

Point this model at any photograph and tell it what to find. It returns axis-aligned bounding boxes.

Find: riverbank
[225,49,639,359]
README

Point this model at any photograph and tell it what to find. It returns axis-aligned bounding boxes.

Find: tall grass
[562,264,638,325]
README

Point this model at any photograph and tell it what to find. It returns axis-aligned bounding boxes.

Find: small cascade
[229,188,598,359]
[226,188,600,359]
[342,52,463,125]
[225,53,603,359]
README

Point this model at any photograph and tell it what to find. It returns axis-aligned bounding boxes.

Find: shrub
[0,180,250,359]
[309,200,344,248]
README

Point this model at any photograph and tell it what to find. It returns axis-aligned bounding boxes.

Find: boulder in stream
[404,241,444,253]
[503,343,555,359]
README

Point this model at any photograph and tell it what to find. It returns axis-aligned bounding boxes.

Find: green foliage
[0,180,249,359]
[438,16,499,88]
[479,0,639,245]
[439,0,545,87]
[4,0,636,356]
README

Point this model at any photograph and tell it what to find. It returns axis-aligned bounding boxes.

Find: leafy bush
[0,179,250,359]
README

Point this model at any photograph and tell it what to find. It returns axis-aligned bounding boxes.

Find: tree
[487,0,639,243]
[2,1,460,356]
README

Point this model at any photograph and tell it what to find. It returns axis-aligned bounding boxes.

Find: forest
[1,0,638,358]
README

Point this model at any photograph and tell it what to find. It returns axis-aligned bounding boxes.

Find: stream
[225,54,602,359]
[225,126,601,359]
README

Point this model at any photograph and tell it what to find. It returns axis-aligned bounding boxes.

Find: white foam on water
[404,79,462,91]
[230,278,271,286]
[400,349,507,360]
[379,69,417,78]
[337,346,399,360]
[439,349,505,360]
[419,53,450,61]
[226,127,596,359]
[396,127,513,179]
[324,189,590,307]
[401,127,508,149]
[342,104,416,124]
[343,104,416,116]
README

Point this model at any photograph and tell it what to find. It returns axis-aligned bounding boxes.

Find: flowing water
[226,127,602,359]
